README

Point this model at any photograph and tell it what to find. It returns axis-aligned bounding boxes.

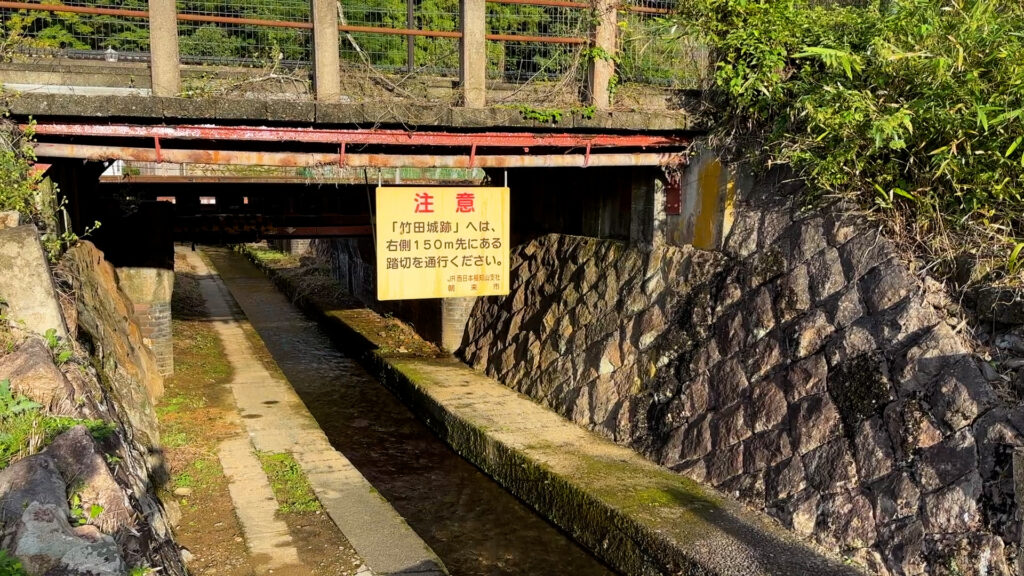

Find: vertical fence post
[460,0,486,108]
[311,0,342,102]
[148,0,180,97]
[586,0,616,109]
[407,0,416,73]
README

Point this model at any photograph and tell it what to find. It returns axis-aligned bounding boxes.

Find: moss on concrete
[242,239,863,576]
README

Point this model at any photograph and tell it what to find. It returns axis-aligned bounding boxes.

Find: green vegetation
[0,122,40,221]
[0,551,28,576]
[680,0,1024,274]
[172,458,221,496]
[0,120,98,262]
[43,327,72,366]
[0,379,115,469]
[69,492,104,526]
[1,0,582,80]
[258,451,321,514]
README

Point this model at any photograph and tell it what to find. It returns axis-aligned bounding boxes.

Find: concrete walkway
[183,248,447,576]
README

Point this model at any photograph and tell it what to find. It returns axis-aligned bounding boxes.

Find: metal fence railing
[337,0,461,76]
[176,0,313,66]
[0,1,152,60]
[0,0,696,105]
[617,0,703,89]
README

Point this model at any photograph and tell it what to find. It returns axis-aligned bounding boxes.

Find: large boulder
[12,502,125,576]
[47,426,133,534]
[0,338,76,414]
[0,454,67,534]
[60,242,162,447]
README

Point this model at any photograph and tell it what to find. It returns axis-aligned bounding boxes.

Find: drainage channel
[201,247,615,576]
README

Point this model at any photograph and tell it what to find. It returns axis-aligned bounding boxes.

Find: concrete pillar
[630,169,665,247]
[664,152,740,250]
[586,0,617,109]
[117,267,174,376]
[310,0,342,102]
[459,0,486,108]
[148,0,181,97]
[441,297,476,352]
[271,239,312,256]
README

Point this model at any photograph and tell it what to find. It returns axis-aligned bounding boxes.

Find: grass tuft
[257,451,321,514]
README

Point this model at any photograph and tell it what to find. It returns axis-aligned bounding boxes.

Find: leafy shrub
[680,0,1024,257]
[0,122,41,221]
[0,550,28,576]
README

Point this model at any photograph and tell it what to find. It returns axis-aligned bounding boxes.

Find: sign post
[375,186,510,301]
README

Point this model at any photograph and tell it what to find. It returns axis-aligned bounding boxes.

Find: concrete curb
[243,247,866,576]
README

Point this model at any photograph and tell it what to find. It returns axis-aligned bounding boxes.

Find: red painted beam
[28,123,688,150]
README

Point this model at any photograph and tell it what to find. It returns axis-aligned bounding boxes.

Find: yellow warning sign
[375,186,510,301]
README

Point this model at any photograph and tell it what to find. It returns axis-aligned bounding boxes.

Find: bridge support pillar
[117,267,174,376]
[148,0,181,97]
[460,0,486,107]
[630,169,666,248]
[442,297,476,352]
[311,0,342,102]
[663,152,744,251]
[271,239,311,256]
[586,0,617,109]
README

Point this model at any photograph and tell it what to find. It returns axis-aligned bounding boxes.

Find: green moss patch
[258,452,321,514]
[828,353,893,437]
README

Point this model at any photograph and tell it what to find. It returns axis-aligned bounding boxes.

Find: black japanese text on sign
[376,187,510,300]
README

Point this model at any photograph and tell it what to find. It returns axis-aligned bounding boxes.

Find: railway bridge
[2,3,980,576]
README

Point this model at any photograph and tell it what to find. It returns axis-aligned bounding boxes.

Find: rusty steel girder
[28,123,689,150]
[34,143,683,168]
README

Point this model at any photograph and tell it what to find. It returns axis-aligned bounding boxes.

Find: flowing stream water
[202,247,615,576]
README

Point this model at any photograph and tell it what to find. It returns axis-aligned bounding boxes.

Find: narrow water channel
[201,247,615,576]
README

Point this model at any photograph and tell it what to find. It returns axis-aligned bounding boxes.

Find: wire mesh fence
[337,0,460,76]
[616,0,706,89]
[176,0,312,66]
[0,0,704,106]
[483,0,587,106]
[0,1,151,60]
[485,1,585,83]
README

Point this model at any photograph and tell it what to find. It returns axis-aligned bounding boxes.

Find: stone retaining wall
[0,237,184,575]
[460,169,1024,575]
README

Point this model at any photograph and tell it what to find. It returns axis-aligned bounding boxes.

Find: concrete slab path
[217,436,301,573]
[183,248,447,576]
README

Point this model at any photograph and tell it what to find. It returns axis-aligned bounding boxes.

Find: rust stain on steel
[34,143,682,168]
[485,33,585,44]
[339,24,462,38]
[623,4,671,14]
[29,123,688,149]
[177,13,313,29]
[487,0,587,8]
[0,1,148,18]
[484,0,670,13]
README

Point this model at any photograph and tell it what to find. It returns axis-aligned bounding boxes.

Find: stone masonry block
[807,247,846,302]
[0,225,68,341]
